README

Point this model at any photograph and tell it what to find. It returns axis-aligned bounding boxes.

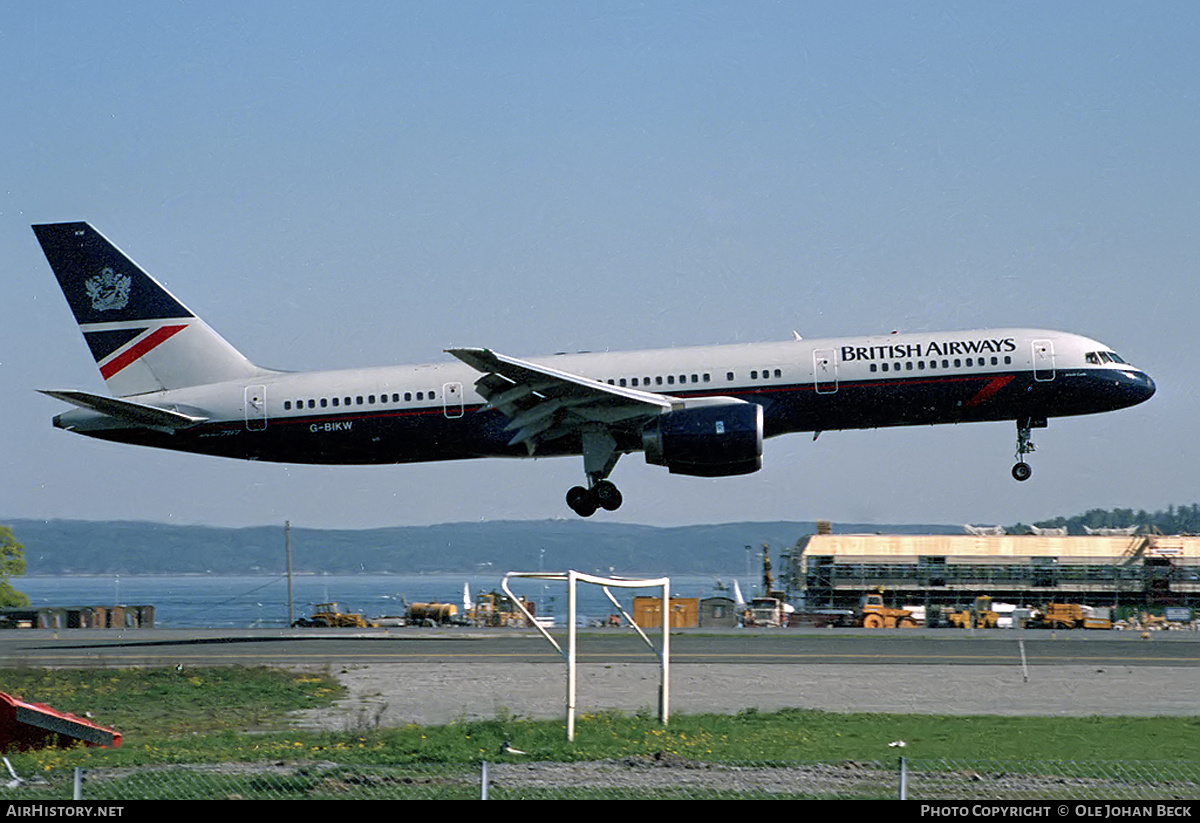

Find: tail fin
[33,222,269,397]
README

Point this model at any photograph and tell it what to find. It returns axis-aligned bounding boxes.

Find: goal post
[501,570,670,741]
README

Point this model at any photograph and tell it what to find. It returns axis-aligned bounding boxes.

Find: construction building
[791,532,1200,612]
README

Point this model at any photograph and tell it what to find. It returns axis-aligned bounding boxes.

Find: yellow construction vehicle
[467,591,534,627]
[944,596,1000,629]
[293,602,375,628]
[857,592,918,628]
[1033,603,1112,630]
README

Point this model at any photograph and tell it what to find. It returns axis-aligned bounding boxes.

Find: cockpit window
[1086,351,1128,365]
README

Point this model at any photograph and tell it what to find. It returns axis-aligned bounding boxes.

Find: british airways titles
[840,336,1018,363]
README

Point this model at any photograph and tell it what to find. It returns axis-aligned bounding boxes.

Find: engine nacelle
[642,398,764,477]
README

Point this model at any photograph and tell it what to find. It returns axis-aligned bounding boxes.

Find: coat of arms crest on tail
[85,267,131,311]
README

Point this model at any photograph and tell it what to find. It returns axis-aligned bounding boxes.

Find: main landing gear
[1011,417,1045,482]
[566,479,623,517]
[566,427,625,517]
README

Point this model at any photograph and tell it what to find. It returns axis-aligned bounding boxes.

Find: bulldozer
[293,602,375,628]
[857,592,918,628]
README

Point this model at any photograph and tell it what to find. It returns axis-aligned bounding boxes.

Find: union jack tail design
[33,223,266,397]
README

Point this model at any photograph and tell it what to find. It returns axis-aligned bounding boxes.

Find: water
[15,573,754,629]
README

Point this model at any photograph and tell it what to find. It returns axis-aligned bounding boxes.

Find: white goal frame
[501,570,670,741]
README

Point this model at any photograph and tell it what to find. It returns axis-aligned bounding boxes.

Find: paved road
[0,627,1197,667]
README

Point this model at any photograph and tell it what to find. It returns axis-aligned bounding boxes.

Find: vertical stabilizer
[33,222,268,397]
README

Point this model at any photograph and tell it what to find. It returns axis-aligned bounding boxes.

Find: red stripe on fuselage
[964,375,1014,407]
[99,324,188,379]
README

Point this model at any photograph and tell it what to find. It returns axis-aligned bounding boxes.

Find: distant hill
[1,518,960,575]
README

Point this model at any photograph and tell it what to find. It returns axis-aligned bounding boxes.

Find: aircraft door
[1032,339,1055,382]
[443,382,464,418]
[244,384,268,431]
[814,349,838,394]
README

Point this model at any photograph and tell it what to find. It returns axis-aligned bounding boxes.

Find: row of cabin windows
[869,355,1013,374]
[605,368,782,389]
[283,390,436,412]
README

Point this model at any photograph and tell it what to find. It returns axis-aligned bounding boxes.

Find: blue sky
[2,2,1195,529]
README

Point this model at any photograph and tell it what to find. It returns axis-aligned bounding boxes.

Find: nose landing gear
[1011,417,1045,482]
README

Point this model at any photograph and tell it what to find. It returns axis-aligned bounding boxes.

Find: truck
[857,592,918,628]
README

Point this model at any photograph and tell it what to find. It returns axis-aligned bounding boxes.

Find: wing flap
[447,347,678,454]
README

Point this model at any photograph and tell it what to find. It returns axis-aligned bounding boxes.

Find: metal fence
[2,758,1199,800]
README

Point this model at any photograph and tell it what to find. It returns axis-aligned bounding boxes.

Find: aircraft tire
[594,480,623,511]
[566,486,598,517]
[1012,462,1032,482]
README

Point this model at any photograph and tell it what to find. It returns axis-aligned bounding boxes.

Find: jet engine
[641,398,763,477]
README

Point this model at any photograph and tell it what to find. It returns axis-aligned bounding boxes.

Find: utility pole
[285,521,294,627]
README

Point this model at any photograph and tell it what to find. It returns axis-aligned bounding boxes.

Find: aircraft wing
[446,347,680,454]
[39,390,208,430]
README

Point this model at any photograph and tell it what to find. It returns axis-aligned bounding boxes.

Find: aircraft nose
[1138,372,1156,402]
[1125,370,1156,405]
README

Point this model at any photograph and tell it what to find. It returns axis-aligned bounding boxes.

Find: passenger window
[404,392,412,401]
[774,369,781,378]
[320,398,328,407]
[284,401,292,410]
[308,400,316,409]
[356,396,364,405]
[667,375,675,385]
[332,397,339,407]
[870,364,878,373]
[751,371,758,380]
[726,372,734,381]
[416,392,423,401]
[430,390,436,399]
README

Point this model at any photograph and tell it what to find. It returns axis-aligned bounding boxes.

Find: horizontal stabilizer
[39,390,207,430]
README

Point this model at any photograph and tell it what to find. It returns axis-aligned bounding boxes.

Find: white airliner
[33,222,1156,517]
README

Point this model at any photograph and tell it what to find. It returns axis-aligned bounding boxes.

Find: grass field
[2,666,1198,774]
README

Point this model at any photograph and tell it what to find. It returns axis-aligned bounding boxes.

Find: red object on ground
[0,692,121,752]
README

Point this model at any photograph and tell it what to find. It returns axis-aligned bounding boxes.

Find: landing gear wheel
[593,480,623,511]
[1011,418,1039,482]
[566,486,598,517]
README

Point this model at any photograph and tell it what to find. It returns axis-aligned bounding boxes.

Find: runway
[1,627,1198,667]
[2,628,1197,726]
